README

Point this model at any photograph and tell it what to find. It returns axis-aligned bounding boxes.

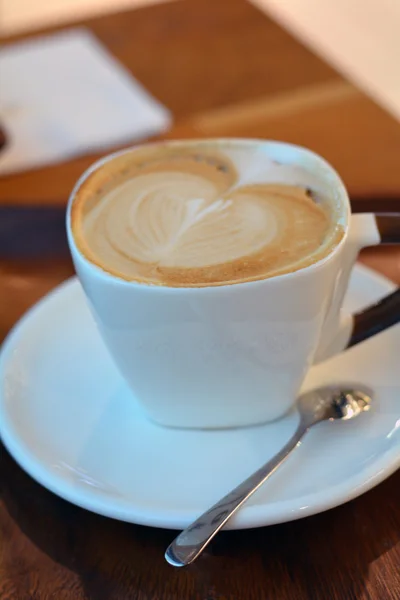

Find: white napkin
[0,28,172,175]
[251,0,400,122]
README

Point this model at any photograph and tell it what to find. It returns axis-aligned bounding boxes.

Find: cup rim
[67,138,351,292]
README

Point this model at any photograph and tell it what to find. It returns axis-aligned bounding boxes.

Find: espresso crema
[71,141,344,286]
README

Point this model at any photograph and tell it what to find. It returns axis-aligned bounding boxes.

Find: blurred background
[1,0,164,35]
[1,0,400,340]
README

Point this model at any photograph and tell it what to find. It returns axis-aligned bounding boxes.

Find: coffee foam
[71,142,344,286]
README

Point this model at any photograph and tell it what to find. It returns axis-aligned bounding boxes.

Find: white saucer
[0,265,399,530]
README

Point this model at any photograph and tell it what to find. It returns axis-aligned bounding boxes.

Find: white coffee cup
[67,139,398,429]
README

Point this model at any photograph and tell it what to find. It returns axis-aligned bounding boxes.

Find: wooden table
[1,1,399,598]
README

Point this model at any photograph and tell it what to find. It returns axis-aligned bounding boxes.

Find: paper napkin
[0,28,172,175]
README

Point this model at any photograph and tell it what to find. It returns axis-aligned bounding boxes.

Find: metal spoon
[165,385,372,567]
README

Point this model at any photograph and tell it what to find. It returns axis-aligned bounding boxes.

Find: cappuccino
[71,141,343,286]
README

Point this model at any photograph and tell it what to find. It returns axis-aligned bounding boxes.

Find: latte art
[91,172,280,269]
[71,142,343,286]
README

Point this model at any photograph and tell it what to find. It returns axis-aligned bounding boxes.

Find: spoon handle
[165,422,308,567]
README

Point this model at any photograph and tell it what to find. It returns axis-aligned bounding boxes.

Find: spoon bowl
[298,385,373,426]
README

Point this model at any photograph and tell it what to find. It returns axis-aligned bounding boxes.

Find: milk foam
[71,142,343,286]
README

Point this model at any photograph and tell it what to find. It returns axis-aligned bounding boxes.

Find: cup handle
[348,214,400,347]
[315,213,400,362]
[348,286,400,347]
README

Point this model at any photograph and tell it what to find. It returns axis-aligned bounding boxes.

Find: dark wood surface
[0,0,400,598]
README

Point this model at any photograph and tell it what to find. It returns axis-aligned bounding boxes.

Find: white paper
[0,28,172,175]
[251,0,400,122]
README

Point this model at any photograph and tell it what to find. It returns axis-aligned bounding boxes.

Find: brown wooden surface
[0,0,399,598]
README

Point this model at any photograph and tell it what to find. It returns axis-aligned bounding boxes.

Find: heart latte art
[71,143,343,286]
